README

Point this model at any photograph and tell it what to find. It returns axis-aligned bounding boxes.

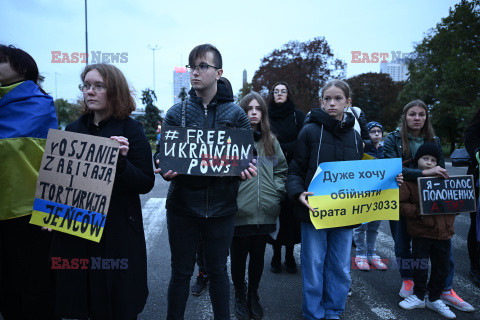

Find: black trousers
[166,212,235,320]
[468,212,480,272]
[195,239,207,275]
[230,234,268,292]
[412,237,451,301]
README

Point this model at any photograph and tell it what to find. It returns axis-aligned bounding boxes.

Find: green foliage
[346,73,404,131]
[137,89,162,137]
[399,0,480,153]
[252,37,346,113]
[236,82,253,104]
[55,98,83,129]
[179,87,188,102]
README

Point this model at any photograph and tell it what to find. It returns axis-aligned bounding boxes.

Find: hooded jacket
[154,82,251,218]
[400,180,455,240]
[287,108,364,223]
[235,135,287,226]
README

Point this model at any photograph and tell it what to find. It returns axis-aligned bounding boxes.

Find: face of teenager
[369,126,383,144]
[190,51,222,93]
[0,58,24,85]
[321,86,350,121]
[406,106,426,133]
[273,84,288,104]
[247,99,262,129]
[83,69,107,115]
[417,155,437,170]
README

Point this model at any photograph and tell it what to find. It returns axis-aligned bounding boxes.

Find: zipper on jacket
[204,105,209,218]
[257,157,260,227]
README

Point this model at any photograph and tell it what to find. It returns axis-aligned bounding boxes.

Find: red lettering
[379,52,389,63]
[79,53,88,63]
[351,51,362,63]
[361,52,371,63]
[61,258,71,269]
[431,201,440,212]
[61,52,71,63]
[371,52,379,63]
[71,52,79,63]
[51,51,62,63]
[51,256,62,269]
[79,258,89,269]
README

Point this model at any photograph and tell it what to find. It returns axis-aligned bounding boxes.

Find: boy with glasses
[154,44,256,320]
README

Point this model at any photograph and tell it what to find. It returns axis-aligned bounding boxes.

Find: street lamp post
[148,45,161,95]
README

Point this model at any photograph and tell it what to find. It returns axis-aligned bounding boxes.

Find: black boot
[248,289,263,319]
[284,245,297,274]
[235,287,249,320]
[270,244,281,273]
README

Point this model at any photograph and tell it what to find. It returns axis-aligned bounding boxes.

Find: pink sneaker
[441,289,475,312]
[368,255,388,270]
[354,255,370,271]
[399,280,414,298]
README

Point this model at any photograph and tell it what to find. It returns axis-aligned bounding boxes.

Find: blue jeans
[353,220,382,256]
[301,223,352,320]
[166,212,235,320]
[393,215,454,289]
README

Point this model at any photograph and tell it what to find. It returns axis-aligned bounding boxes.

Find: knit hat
[367,121,383,132]
[414,142,441,165]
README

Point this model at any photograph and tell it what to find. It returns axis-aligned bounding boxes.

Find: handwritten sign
[157,126,254,176]
[29,129,119,242]
[418,175,476,215]
[307,158,402,229]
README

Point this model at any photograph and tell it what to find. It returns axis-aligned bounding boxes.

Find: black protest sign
[29,129,120,242]
[418,175,476,215]
[158,126,254,176]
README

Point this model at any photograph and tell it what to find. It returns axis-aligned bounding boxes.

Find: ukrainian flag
[0,80,58,220]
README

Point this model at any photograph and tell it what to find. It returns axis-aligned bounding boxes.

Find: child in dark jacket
[398,142,456,319]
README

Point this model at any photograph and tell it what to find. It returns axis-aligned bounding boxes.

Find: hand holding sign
[299,191,315,213]
[154,160,179,180]
[110,136,129,156]
[240,159,257,180]
[422,166,449,179]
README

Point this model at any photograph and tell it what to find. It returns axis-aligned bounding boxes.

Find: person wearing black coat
[267,81,305,274]
[50,64,155,320]
[154,44,256,320]
[287,80,363,320]
[463,108,480,288]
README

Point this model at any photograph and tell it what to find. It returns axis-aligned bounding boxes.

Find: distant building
[173,67,190,104]
[243,69,247,86]
[380,60,408,82]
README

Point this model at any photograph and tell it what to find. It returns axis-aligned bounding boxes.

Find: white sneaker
[399,294,425,310]
[426,298,456,319]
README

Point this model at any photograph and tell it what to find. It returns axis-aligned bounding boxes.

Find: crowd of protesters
[1,43,479,320]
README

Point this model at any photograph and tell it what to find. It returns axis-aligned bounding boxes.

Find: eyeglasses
[369,129,382,134]
[78,83,106,93]
[186,63,219,73]
[274,90,287,95]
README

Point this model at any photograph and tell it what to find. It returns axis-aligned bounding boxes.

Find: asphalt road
[139,162,480,320]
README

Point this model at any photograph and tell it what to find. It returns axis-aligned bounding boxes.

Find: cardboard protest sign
[29,129,119,242]
[418,175,476,215]
[307,158,402,229]
[157,126,254,176]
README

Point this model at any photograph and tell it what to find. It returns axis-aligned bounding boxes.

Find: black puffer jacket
[287,108,364,223]
[154,83,251,218]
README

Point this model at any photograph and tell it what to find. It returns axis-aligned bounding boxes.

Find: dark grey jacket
[154,84,251,218]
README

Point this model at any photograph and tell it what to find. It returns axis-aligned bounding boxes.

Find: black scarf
[268,100,296,119]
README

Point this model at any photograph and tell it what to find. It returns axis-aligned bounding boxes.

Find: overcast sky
[1,0,459,113]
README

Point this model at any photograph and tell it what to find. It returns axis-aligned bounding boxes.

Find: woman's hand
[240,158,257,181]
[396,173,404,186]
[110,136,129,156]
[422,166,449,179]
[299,191,315,213]
[154,160,178,179]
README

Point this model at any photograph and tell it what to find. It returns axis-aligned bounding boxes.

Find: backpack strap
[181,100,187,128]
